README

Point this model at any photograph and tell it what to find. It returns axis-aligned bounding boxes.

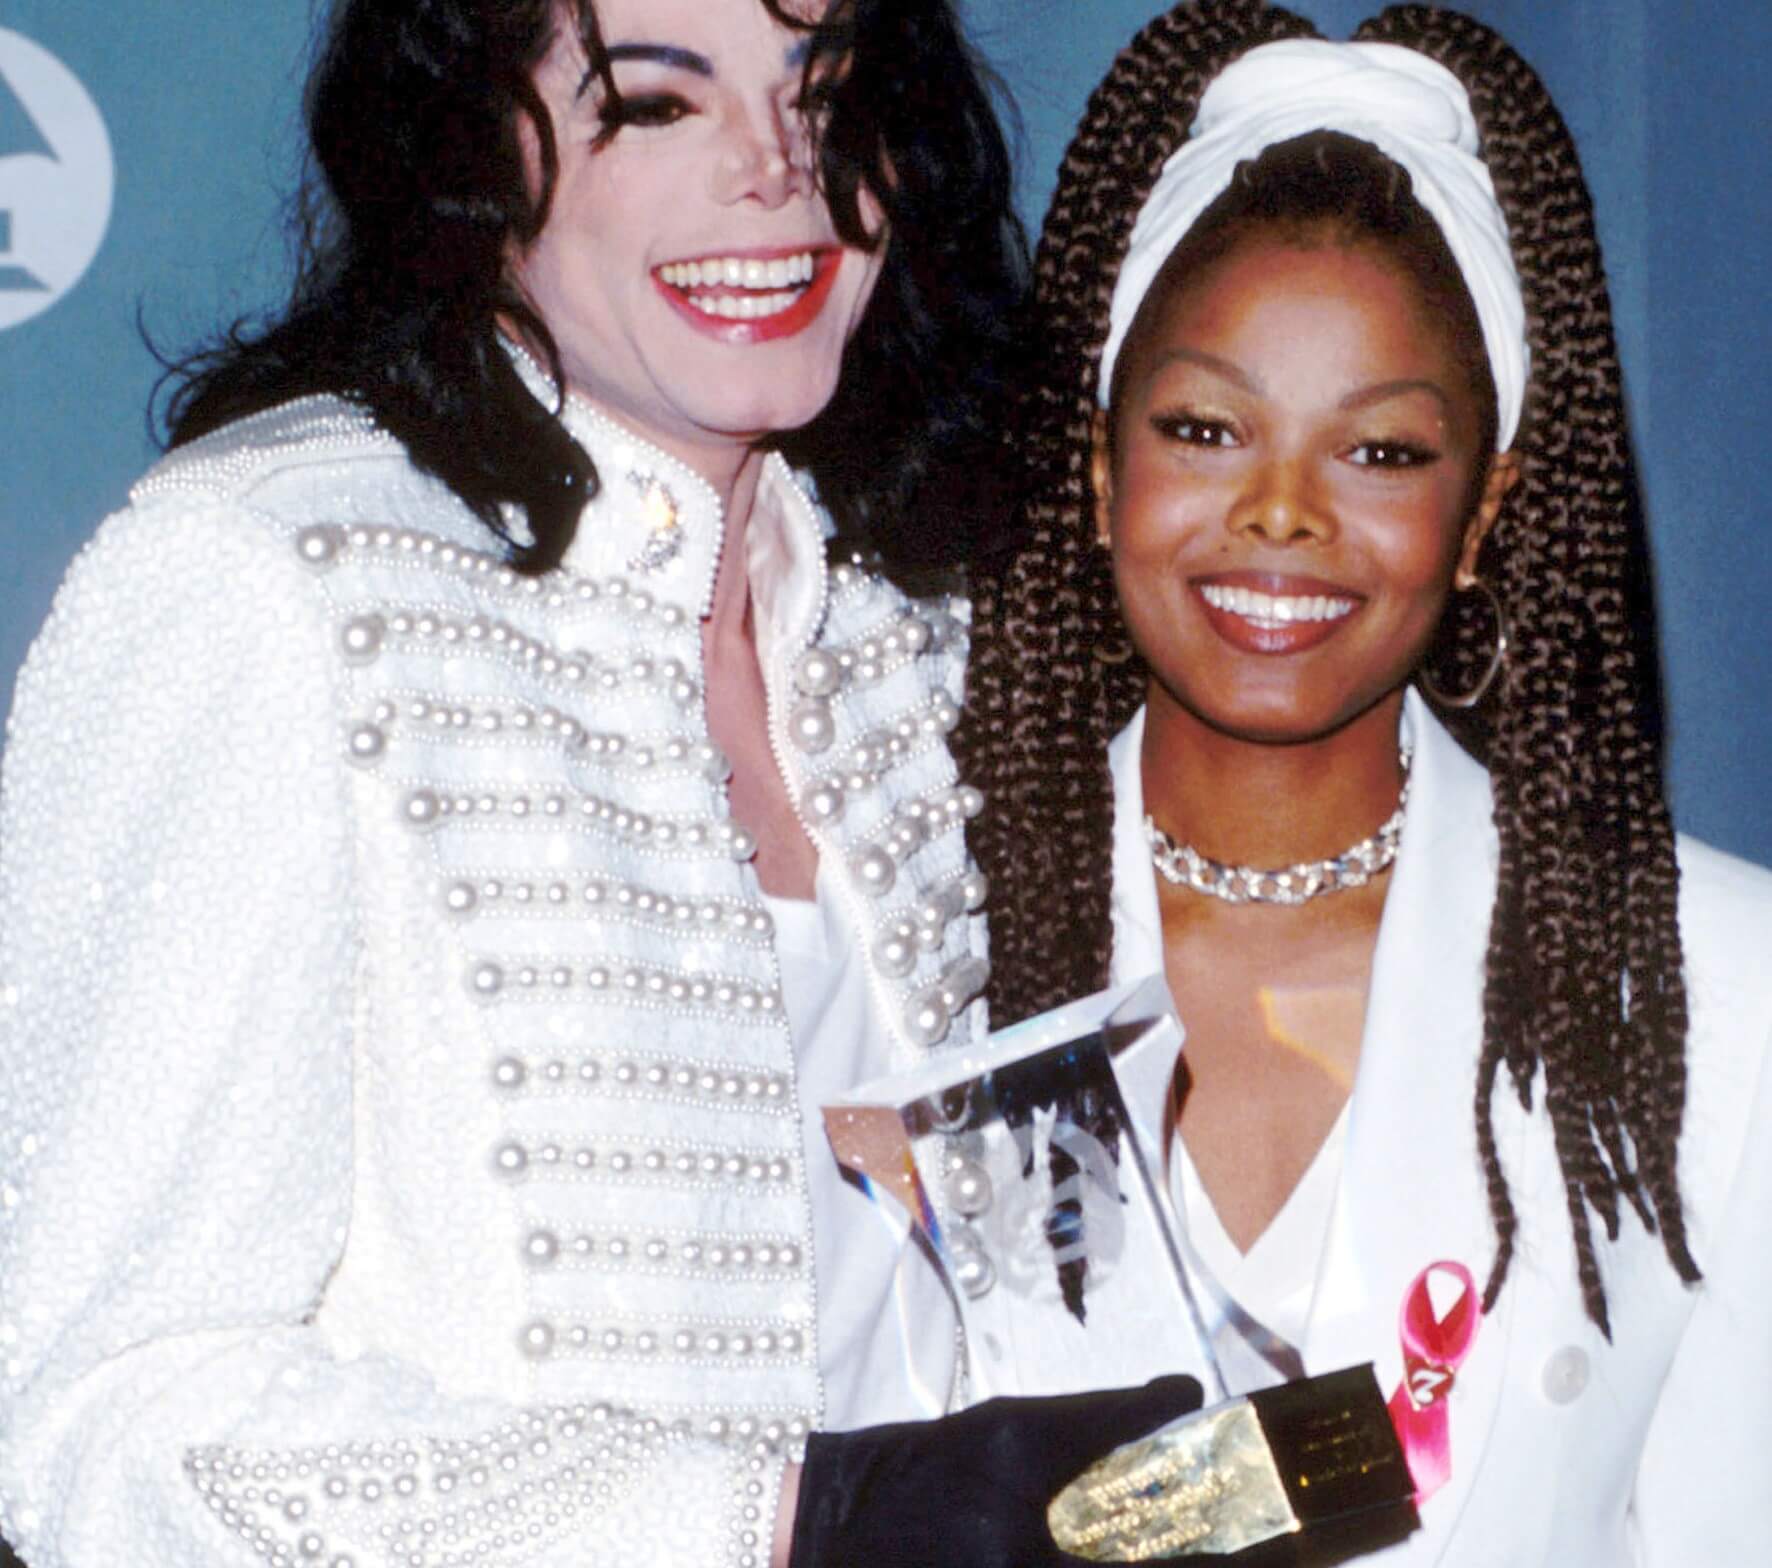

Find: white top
[765,878,953,1428]
[1167,1108,1346,1364]
[1106,704,1346,1392]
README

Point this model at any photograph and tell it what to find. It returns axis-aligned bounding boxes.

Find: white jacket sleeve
[1627,944,1772,1561]
[0,503,776,1568]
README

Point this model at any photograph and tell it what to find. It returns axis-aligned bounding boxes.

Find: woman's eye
[1155,416,1238,449]
[601,93,692,131]
[1347,440,1438,469]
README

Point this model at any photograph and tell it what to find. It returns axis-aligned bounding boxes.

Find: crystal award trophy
[824,976,1211,1403]
[824,975,1418,1562]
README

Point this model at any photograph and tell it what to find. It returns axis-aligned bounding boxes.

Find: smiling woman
[1087,108,1521,782]
[1097,230,1514,752]
[0,2,1215,1567]
[961,4,1772,1563]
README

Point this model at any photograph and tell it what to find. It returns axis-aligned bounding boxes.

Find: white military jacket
[0,389,988,1568]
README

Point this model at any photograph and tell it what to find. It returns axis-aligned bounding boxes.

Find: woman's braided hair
[958,0,1694,1332]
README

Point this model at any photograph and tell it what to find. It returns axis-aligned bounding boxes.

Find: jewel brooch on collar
[626,471,684,573]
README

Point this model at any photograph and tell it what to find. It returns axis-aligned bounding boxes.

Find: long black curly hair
[959,0,1692,1335]
[160,0,1026,577]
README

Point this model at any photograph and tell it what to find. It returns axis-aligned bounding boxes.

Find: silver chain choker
[1144,747,1413,907]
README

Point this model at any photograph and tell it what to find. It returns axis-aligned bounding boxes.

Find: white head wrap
[1098,39,1528,450]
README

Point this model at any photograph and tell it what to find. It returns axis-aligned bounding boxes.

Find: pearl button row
[904,955,992,1048]
[334,607,701,714]
[431,1398,810,1455]
[351,694,730,783]
[519,1315,809,1365]
[822,563,965,642]
[443,874,772,946]
[796,610,938,694]
[466,956,781,1019]
[821,558,968,643]
[402,785,756,862]
[490,1052,792,1114]
[794,697,966,833]
[847,784,986,901]
[490,1136,797,1188]
[872,869,990,977]
[826,559,875,598]
[787,682,959,763]
[295,524,699,634]
[521,1225,804,1277]
[695,1410,812,1454]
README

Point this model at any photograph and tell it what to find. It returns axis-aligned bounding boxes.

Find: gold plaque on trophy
[1049,1366,1418,1562]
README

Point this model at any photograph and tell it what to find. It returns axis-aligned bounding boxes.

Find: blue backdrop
[3,0,1768,866]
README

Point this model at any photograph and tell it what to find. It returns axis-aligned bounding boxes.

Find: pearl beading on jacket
[184,1399,793,1568]
[0,391,989,1568]
[519,1227,805,1280]
[488,1134,798,1188]
[489,1051,794,1110]
[443,876,775,947]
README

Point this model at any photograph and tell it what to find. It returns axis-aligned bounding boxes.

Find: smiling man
[0,4,1049,1568]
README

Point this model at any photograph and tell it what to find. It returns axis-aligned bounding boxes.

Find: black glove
[790,1373,1206,1568]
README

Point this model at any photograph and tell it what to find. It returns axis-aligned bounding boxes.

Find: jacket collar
[508,342,831,652]
[1308,691,1519,1558]
[1110,692,1520,1554]
[1313,687,1503,1358]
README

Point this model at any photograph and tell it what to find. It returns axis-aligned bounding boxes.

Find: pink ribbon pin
[1387,1260,1483,1503]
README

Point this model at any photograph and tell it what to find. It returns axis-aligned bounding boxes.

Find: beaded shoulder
[131,394,401,508]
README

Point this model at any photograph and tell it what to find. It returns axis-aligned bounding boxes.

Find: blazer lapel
[1305,692,1524,1558]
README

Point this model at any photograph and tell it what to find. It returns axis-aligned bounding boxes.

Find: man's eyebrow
[603,43,715,77]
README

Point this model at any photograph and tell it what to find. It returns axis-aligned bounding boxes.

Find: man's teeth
[1199,583,1357,624]
[658,252,817,290]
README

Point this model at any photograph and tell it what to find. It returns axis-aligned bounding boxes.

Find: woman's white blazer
[1115,691,1772,1567]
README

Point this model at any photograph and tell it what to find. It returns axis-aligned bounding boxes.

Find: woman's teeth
[658,252,817,319]
[1199,583,1357,625]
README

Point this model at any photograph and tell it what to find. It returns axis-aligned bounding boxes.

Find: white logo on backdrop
[0,29,114,332]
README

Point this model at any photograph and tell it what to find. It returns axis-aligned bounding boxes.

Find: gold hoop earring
[1092,633,1136,666]
[1420,579,1509,710]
